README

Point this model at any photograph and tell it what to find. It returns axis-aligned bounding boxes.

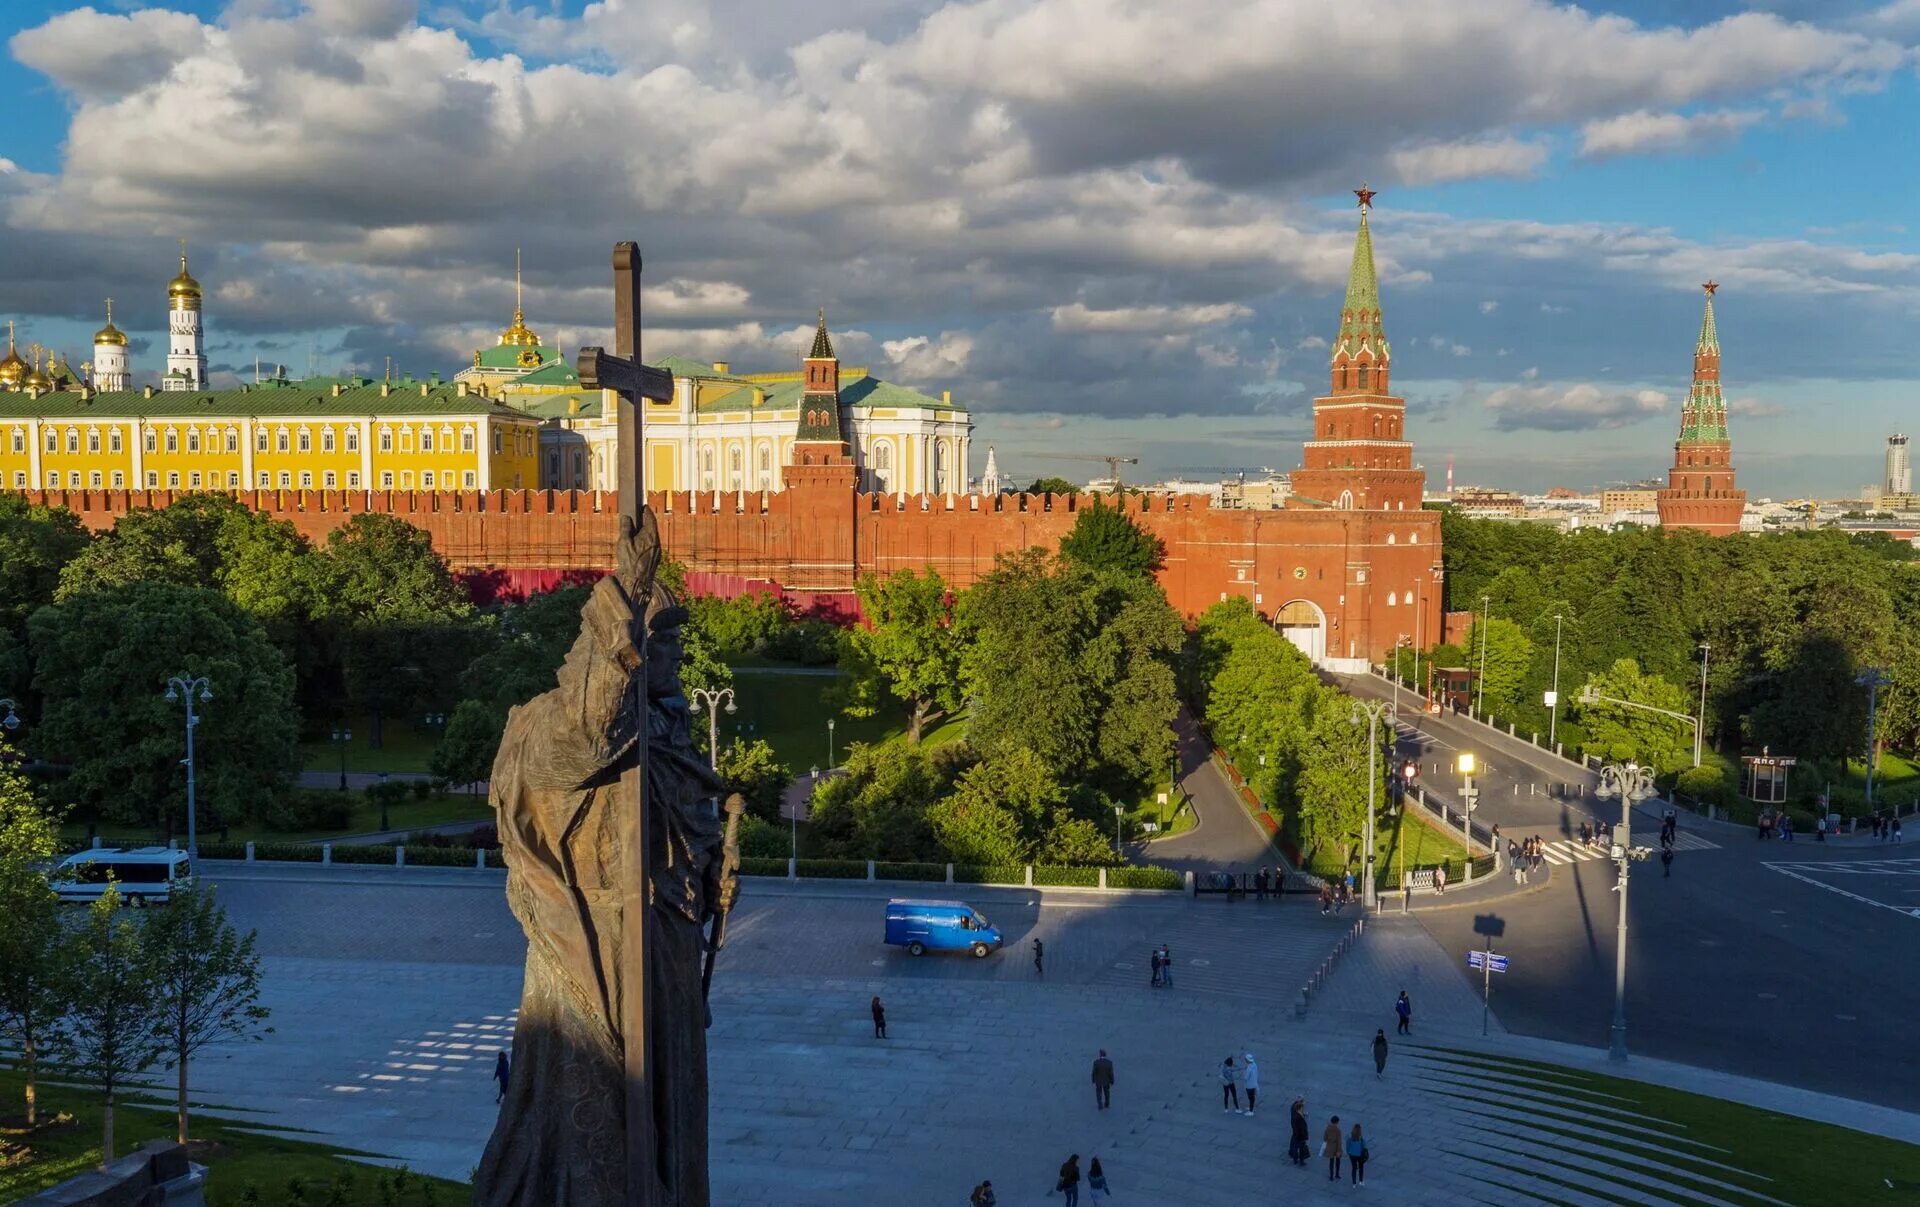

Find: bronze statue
[475,509,742,1206]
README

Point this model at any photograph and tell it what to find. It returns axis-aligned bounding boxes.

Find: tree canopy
[1057,497,1166,578]
[843,568,965,742]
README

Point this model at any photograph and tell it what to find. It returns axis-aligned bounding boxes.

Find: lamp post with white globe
[1350,699,1395,909]
[687,687,737,770]
[164,675,213,860]
[1593,759,1658,1062]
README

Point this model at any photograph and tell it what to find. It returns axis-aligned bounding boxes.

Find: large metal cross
[576,242,674,1207]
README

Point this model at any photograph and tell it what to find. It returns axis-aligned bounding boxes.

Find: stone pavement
[159,872,1920,1204]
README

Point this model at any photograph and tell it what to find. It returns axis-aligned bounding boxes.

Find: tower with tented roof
[1656,283,1746,536]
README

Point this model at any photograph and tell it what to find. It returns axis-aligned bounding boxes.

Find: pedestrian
[1433,863,1446,896]
[971,1181,996,1207]
[1219,1054,1241,1113]
[1150,946,1163,988]
[1052,1153,1080,1205]
[1372,1028,1388,1078]
[871,995,886,1039]
[1661,847,1673,878]
[1490,823,1502,857]
[1348,1122,1370,1185]
[1509,839,1523,885]
[1896,817,1905,843]
[1085,1157,1112,1205]
[1159,944,1174,988]
[492,1050,510,1103]
[1343,868,1356,903]
[1395,990,1411,1035]
[1319,882,1333,915]
[1091,1049,1115,1110]
[1532,835,1544,872]
[1241,1051,1260,1115]
[1323,1114,1345,1181]
[1255,865,1270,901]
[1288,1097,1310,1166]
[1033,937,1045,976]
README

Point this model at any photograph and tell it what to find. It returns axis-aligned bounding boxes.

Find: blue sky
[1,0,1917,496]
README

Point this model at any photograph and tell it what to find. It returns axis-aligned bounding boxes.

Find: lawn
[1297,800,1471,882]
[1413,1047,1920,1204]
[299,716,443,776]
[1131,779,1198,841]
[0,1070,466,1205]
[723,669,902,771]
[63,793,493,847]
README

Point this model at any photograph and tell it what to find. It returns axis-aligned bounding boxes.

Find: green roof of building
[1679,290,1728,443]
[510,392,606,420]
[512,360,581,388]
[699,372,959,415]
[652,355,740,381]
[808,311,835,360]
[1696,294,1719,355]
[475,343,562,371]
[1332,210,1389,364]
[0,380,536,420]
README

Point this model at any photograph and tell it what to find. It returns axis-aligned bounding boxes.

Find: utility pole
[1549,613,1564,747]
[1475,595,1491,716]
[1695,643,1710,768]
[163,676,212,860]
[1596,760,1656,1063]
[1859,668,1892,808]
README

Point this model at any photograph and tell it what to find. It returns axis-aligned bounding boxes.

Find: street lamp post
[827,717,837,770]
[803,766,817,868]
[1455,751,1479,850]
[163,675,212,860]
[1391,636,1408,716]
[687,687,738,770]
[1351,700,1396,909]
[0,698,20,736]
[1113,804,1125,858]
[377,771,391,831]
[1548,614,1564,748]
[1593,760,1657,1063]
[331,725,352,791]
[1858,667,1892,809]
[1475,595,1491,716]
[1694,644,1710,768]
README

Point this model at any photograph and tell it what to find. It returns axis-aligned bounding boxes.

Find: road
[1340,669,1920,1113]
[1136,708,1285,877]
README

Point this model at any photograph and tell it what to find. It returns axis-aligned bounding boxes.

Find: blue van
[884,899,1003,958]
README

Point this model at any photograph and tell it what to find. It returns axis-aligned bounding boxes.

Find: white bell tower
[91,298,130,391]
[164,243,206,391]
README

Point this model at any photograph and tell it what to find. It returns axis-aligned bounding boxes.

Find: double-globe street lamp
[687,687,738,771]
[1350,699,1395,909]
[1593,759,1658,1063]
[163,675,212,860]
[331,725,353,791]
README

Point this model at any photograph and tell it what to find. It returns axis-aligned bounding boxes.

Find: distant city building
[1600,488,1659,514]
[1657,282,1745,536]
[1449,487,1525,515]
[1220,473,1292,509]
[979,445,1003,495]
[1888,433,1911,496]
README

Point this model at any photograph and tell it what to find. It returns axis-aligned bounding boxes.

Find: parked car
[53,847,193,906]
[884,898,1002,958]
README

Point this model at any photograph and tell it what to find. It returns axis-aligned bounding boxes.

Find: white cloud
[1389,137,1548,186]
[1051,301,1254,333]
[1727,395,1788,419]
[1577,108,1765,159]
[1484,383,1669,431]
[882,331,975,380]
[1479,300,1499,314]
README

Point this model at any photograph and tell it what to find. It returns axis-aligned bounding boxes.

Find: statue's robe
[475,565,724,1206]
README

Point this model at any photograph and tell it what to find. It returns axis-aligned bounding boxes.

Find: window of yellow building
[256,430,268,452]
[88,471,101,488]
[277,429,290,453]
[43,430,54,453]
[301,471,313,488]
[145,430,156,453]
[421,429,434,453]
[278,471,291,488]
[166,429,178,453]
[9,430,21,453]
[423,471,436,488]
[381,470,394,488]
[463,471,475,488]
[187,430,200,453]
[401,470,414,488]
[225,429,238,453]
[87,430,100,453]
[380,429,393,452]
[189,472,201,489]
[346,429,359,453]
[110,429,122,454]
[322,428,335,453]
[324,471,337,488]
[462,429,475,453]
[257,471,269,488]
[226,472,238,488]
[66,429,78,453]
[145,471,157,488]
[347,471,361,488]
[493,429,502,454]
[167,472,180,488]
[299,429,312,454]
[112,471,124,489]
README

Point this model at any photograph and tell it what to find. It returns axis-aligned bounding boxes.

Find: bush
[796,858,867,879]
[403,845,482,867]
[249,842,326,863]
[410,778,435,801]
[953,863,1027,885]
[1107,865,1183,890]
[197,841,251,860]
[737,814,790,859]
[873,861,945,882]
[258,789,357,833]
[763,618,842,665]
[739,856,788,877]
[687,592,790,656]
[331,843,398,865]
[1032,865,1101,887]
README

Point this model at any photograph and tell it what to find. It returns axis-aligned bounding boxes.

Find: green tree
[1295,688,1388,867]
[1026,477,1077,495]
[143,882,270,1143]
[1058,497,1165,578]
[805,741,958,860]
[1039,808,1121,865]
[1573,658,1696,770]
[0,495,90,638]
[0,753,70,1126]
[926,795,1027,865]
[1464,616,1535,715]
[684,592,789,657]
[429,698,503,790]
[844,568,964,742]
[716,737,790,823]
[56,884,165,1167]
[28,582,302,831]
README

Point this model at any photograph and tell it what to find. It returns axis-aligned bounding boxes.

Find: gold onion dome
[94,298,127,346]
[0,331,24,389]
[22,352,51,392]
[498,307,541,348]
[169,252,203,306]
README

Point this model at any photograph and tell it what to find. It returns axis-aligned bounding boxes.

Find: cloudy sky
[2,0,1917,496]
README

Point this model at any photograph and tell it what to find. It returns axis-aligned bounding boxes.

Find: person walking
[492,1050,510,1103]
[1091,1049,1115,1110]
[1052,1154,1081,1205]
[1395,990,1412,1035]
[1372,1028,1388,1078]
[1085,1157,1112,1205]
[1323,1114,1345,1181]
[1219,1054,1241,1114]
[1241,1052,1260,1115]
[1150,947,1163,988]
[1433,863,1447,896]
[1347,1122,1370,1185]
[1033,937,1045,976]
[870,995,887,1039]
[970,1182,996,1207]
[1158,944,1174,988]
[1288,1097,1311,1166]
[1661,847,1674,878]
[1255,865,1270,901]
[1896,817,1905,843]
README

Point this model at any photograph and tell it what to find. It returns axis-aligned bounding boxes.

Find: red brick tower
[785,310,858,491]
[1656,283,1745,536]
[1289,187,1425,512]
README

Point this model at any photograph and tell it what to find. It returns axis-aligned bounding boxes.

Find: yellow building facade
[0,378,541,495]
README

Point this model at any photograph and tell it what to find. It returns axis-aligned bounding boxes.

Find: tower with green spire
[794,309,845,444]
[1657,282,1745,536]
[1291,187,1424,513]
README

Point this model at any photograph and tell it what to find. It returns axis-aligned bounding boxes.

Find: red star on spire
[1702,280,1719,296]
[1354,184,1376,210]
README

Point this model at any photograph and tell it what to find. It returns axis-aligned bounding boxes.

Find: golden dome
[499,307,542,348]
[169,252,203,308]
[0,324,24,390]
[94,298,128,347]
[22,351,51,392]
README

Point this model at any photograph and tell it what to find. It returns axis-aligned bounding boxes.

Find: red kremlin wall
[15,485,1445,663]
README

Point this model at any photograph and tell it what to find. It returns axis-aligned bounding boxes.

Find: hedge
[1032,866,1101,887]
[196,841,251,861]
[403,845,486,867]
[953,864,1027,885]
[739,856,790,878]
[247,842,326,863]
[1106,866,1183,890]
[872,861,945,882]
[797,858,868,880]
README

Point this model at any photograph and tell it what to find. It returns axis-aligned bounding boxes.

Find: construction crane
[1039,453,1141,490]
